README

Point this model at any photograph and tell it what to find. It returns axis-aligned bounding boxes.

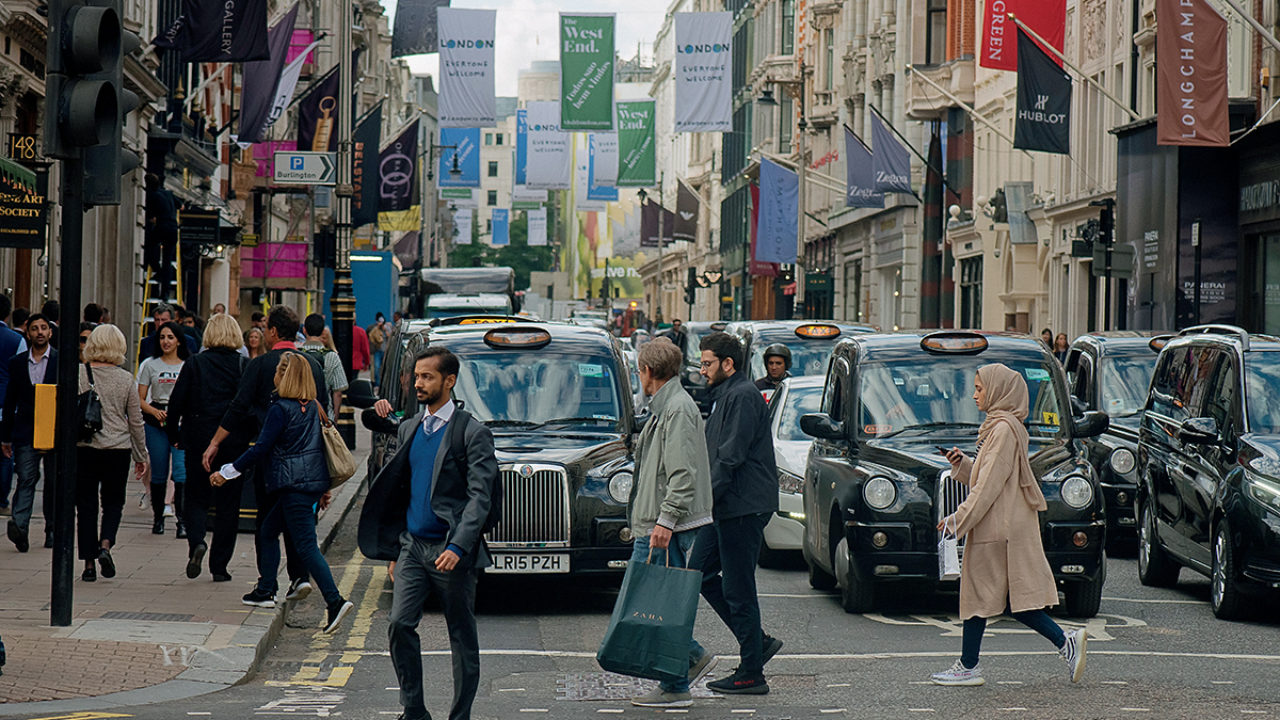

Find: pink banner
[241,242,309,278]
[253,140,297,178]
[284,29,316,65]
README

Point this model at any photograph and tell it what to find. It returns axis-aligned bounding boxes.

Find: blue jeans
[630,530,706,693]
[255,490,341,607]
[144,423,186,485]
[10,444,54,533]
[961,609,1065,669]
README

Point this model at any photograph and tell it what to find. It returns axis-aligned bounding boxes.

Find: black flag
[1014,28,1072,155]
[641,201,660,248]
[181,0,270,62]
[674,179,699,242]
[238,4,297,144]
[392,0,451,57]
[352,104,383,228]
[379,120,420,215]
[297,68,340,152]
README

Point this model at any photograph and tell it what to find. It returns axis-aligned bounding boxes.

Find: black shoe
[98,548,116,578]
[323,599,354,633]
[8,520,28,553]
[82,566,97,582]
[187,542,207,579]
[707,668,769,695]
[43,532,53,549]
[396,709,430,720]
[242,588,277,608]
[762,634,783,665]
[152,517,164,535]
[211,572,232,582]
[175,521,187,540]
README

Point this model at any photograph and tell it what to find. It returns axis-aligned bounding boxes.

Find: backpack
[449,409,503,534]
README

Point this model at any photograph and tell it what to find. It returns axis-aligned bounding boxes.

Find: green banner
[615,100,655,187]
[560,14,615,131]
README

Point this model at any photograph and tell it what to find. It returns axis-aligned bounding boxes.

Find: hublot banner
[1014,29,1071,155]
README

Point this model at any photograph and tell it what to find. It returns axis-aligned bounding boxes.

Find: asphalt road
[24,506,1280,720]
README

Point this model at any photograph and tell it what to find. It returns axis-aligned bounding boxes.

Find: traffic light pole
[331,2,356,449]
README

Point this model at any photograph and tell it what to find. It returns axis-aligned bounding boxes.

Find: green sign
[560,14,615,131]
[512,200,543,210]
[615,100,655,187]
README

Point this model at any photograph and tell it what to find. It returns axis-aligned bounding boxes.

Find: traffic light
[685,267,697,306]
[598,285,608,300]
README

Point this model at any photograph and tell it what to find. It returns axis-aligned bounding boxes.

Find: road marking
[187,715,212,717]
[597,711,624,715]
[519,709,549,714]
[1002,708,1029,712]
[1212,681,1236,685]
[996,681,1024,685]
[26,715,132,720]
[385,686,399,691]
[341,563,387,663]
[908,709,936,713]
[819,710,846,715]
[1102,596,1203,605]
[827,682,852,688]
[1121,709,1152,713]
[350,648,1280,663]
[863,613,1144,642]
[498,687,528,692]
[758,593,829,598]
[1102,681,1129,685]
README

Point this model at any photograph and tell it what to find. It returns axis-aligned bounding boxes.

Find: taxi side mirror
[1070,396,1088,417]
[1177,417,1219,445]
[800,413,844,440]
[1072,410,1109,438]
[347,378,377,409]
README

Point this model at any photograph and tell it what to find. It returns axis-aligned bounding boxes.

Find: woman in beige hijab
[930,363,1087,686]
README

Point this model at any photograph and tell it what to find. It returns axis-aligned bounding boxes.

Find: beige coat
[946,365,1058,619]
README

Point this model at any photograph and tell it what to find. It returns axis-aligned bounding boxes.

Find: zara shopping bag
[597,549,702,682]
[938,516,962,581]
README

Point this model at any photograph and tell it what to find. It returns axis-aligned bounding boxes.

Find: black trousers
[688,512,771,676]
[182,447,244,574]
[388,532,479,720]
[75,447,131,561]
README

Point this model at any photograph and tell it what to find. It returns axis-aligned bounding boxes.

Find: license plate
[488,553,569,574]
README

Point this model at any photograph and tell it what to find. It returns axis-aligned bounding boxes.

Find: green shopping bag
[596,549,702,682]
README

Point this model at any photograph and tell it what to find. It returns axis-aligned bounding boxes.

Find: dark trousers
[688,512,770,676]
[183,448,244,574]
[0,453,13,507]
[75,447,131,561]
[961,609,1066,669]
[11,444,54,534]
[254,490,341,607]
[389,532,479,720]
[253,464,306,585]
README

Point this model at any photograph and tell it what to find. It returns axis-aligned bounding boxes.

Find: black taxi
[1063,332,1170,551]
[725,320,876,384]
[799,331,1110,617]
[353,319,636,578]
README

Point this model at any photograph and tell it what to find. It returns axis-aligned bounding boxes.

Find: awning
[0,156,37,194]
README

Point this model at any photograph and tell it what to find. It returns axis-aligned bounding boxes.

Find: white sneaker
[631,688,693,708]
[163,503,175,518]
[286,578,313,601]
[931,659,985,686]
[1060,629,1087,683]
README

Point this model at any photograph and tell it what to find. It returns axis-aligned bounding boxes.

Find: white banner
[590,132,618,187]
[525,101,572,189]
[512,185,548,203]
[437,8,496,128]
[440,188,479,208]
[527,207,548,246]
[453,209,473,245]
[674,12,732,133]
[575,146,606,211]
[266,39,323,135]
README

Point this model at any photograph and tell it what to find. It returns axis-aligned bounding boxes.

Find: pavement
[0,433,370,716]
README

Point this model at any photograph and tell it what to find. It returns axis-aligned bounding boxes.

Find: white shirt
[422,400,456,435]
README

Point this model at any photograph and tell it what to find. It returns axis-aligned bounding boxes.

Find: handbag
[938,516,962,581]
[317,404,357,488]
[596,547,702,682]
[77,363,104,442]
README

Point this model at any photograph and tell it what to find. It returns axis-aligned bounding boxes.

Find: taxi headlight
[863,476,896,510]
[1109,447,1136,475]
[1061,475,1094,509]
[608,471,633,503]
[778,469,804,494]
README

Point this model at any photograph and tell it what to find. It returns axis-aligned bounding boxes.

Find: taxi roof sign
[1149,335,1174,352]
[920,332,990,354]
[483,326,552,349]
[795,324,841,339]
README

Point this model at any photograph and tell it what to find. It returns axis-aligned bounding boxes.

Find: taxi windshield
[749,333,839,378]
[452,351,623,426]
[1244,353,1280,433]
[1098,354,1157,418]
[775,384,825,441]
[857,358,1067,440]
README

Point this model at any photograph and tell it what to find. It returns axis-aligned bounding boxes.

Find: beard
[417,387,443,406]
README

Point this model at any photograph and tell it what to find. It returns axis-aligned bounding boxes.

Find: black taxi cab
[725,320,876,385]
[1063,332,1170,551]
[799,331,1110,617]
[352,319,636,578]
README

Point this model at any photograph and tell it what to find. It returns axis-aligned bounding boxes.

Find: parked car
[799,331,1110,616]
[762,376,826,565]
[725,320,876,385]
[1063,332,1171,551]
[1136,324,1280,619]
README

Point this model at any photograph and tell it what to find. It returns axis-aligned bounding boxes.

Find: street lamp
[415,142,461,315]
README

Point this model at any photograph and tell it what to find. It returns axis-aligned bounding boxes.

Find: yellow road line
[342,564,387,663]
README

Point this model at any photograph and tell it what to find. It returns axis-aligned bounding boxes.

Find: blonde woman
[77,325,148,582]
[243,327,266,359]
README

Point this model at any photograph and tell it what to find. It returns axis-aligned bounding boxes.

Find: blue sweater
[407,422,466,556]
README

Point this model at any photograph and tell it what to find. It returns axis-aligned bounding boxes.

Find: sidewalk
[0,435,369,715]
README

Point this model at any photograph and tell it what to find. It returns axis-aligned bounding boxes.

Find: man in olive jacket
[358,347,497,720]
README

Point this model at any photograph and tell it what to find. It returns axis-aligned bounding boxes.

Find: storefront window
[960,257,983,329]
[1257,235,1280,335]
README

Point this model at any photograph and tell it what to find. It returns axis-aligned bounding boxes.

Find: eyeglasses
[699,359,722,368]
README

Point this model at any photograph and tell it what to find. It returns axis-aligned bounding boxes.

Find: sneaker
[706,668,769,695]
[98,548,116,578]
[631,688,693,708]
[323,600,354,633]
[1060,629,1087,683]
[186,542,206,579]
[688,648,717,684]
[242,588,277,608]
[762,634,784,665]
[164,504,175,518]
[286,578,312,602]
[931,659,985,686]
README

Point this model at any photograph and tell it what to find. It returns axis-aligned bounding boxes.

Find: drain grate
[101,611,195,622]
[556,672,717,701]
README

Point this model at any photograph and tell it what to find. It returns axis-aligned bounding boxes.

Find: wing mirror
[800,413,844,440]
[1070,396,1088,417]
[346,378,378,409]
[1072,410,1110,438]
[1178,417,1220,445]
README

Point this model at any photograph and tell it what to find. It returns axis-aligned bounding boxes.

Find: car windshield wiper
[536,416,618,428]
[877,422,981,439]
[484,419,539,428]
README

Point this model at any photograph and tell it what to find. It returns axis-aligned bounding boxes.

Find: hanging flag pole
[1007,14,1140,122]
[1214,0,1280,53]
[906,65,1034,159]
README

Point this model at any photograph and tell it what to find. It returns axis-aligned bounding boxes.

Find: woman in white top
[137,321,189,538]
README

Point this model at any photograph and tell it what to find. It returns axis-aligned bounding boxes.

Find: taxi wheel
[834,538,875,613]
[804,541,837,590]
[1210,518,1245,621]
[1137,497,1179,588]
[1062,555,1105,618]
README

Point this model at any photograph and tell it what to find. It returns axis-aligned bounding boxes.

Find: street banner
[674,12,732,132]
[616,100,656,187]
[491,208,510,246]
[258,36,324,142]
[378,120,420,232]
[674,179,699,242]
[589,132,618,187]
[661,206,676,246]
[1156,0,1229,146]
[439,127,481,187]
[559,14,615,130]
[640,201,661,247]
[512,185,547,205]
[844,126,885,209]
[871,113,913,194]
[515,109,529,184]
[526,101,572,190]
[352,103,383,228]
[238,4,298,144]
[980,0,1064,72]
[182,0,270,62]
[756,157,797,265]
[453,209,473,245]
[441,187,478,207]
[437,8,496,128]
[588,135,619,203]
[1014,29,1072,155]
[298,67,340,152]
[749,182,778,277]
[528,207,548,246]
[153,15,186,49]
[576,152,607,211]
[392,0,450,57]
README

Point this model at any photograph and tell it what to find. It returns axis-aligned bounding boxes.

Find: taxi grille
[937,470,970,548]
[485,466,571,547]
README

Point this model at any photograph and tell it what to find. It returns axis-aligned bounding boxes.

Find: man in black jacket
[1,315,56,552]
[359,347,497,720]
[689,332,781,695]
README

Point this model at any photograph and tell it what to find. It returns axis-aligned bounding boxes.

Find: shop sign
[180,210,220,245]
[0,164,47,249]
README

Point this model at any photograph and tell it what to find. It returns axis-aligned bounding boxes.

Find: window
[486,219,492,232]
[959,257,983,328]
[496,133,504,145]
[487,190,498,206]
[779,96,793,153]
[488,161,499,177]
[824,28,835,91]
[485,133,494,145]
[780,0,794,55]
[926,0,947,64]
[1150,346,1210,421]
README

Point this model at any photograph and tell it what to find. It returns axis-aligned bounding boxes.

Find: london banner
[378,120,420,232]
[515,109,528,184]
[437,8,496,128]
[559,14,615,131]
[615,100,656,187]
[528,207,548,247]
[674,12,732,132]
[453,209,473,245]
[589,132,618,187]
[1014,28,1072,155]
[526,101,572,190]
[1156,0,1228,147]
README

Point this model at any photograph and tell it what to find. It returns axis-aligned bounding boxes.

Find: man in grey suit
[358,347,498,720]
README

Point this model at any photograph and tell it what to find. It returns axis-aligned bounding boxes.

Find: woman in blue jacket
[210,352,353,633]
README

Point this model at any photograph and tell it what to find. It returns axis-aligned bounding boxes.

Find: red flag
[1156,0,1229,147]
[980,0,1064,72]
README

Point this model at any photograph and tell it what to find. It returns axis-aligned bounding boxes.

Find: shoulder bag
[77,363,104,441]
[317,404,357,488]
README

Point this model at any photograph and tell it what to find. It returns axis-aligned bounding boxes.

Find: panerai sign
[1240,180,1280,214]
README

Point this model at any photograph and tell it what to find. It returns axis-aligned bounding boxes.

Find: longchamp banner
[674,12,732,132]
[527,207,548,246]
[526,101,572,190]
[1156,0,1229,147]
[560,14,615,130]
[439,127,481,187]
[616,100,656,187]
[378,120,420,232]
[980,0,1064,72]
[437,8,496,128]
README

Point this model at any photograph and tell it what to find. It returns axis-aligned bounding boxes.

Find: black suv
[1063,332,1171,551]
[354,320,637,578]
[725,320,876,384]
[1137,325,1280,619]
[799,331,1110,617]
